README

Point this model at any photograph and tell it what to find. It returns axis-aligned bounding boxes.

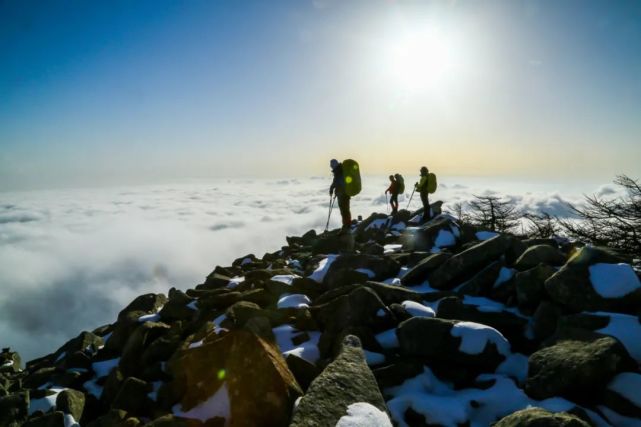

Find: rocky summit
[2,203,641,427]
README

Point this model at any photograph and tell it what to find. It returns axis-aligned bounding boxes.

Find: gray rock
[514,244,567,271]
[493,407,590,427]
[290,335,388,427]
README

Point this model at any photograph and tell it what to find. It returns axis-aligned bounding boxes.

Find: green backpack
[342,159,361,197]
[427,172,438,194]
[394,173,405,194]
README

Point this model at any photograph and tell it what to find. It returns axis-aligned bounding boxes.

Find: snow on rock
[271,274,300,285]
[493,267,516,288]
[434,229,456,248]
[138,312,161,323]
[598,405,641,427]
[382,277,402,286]
[64,414,80,427]
[29,387,64,415]
[450,322,510,356]
[363,350,386,366]
[227,276,245,289]
[213,313,228,334]
[366,218,389,230]
[336,402,393,427]
[186,300,198,311]
[495,353,529,384]
[384,244,403,254]
[607,372,641,408]
[277,294,311,309]
[92,357,120,377]
[309,255,338,283]
[476,231,499,241]
[589,263,641,298]
[172,382,231,422]
[401,300,435,318]
[355,268,376,278]
[272,324,321,363]
[596,312,641,362]
[375,328,399,349]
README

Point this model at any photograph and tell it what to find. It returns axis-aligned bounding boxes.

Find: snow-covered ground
[0,175,622,361]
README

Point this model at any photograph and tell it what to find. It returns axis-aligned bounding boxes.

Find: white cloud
[0,176,611,361]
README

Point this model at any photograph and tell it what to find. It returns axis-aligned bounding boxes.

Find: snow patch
[363,350,386,366]
[596,312,641,362]
[173,382,230,423]
[450,322,510,356]
[277,294,311,309]
[607,372,641,408]
[476,231,499,241]
[309,255,338,283]
[271,274,300,285]
[375,328,399,349]
[355,268,376,278]
[401,300,435,318]
[272,324,321,363]
[589,263,641,298]
[336,402,393,426]
[434,230,456,248]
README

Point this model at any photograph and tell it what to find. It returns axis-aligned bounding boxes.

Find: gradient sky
[1,0,640,190]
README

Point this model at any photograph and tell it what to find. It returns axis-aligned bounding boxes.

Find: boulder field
[2,204,641,426]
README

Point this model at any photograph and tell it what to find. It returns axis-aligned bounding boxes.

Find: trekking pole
[324,196,336,232]
[406,188,416,209]
[385,193,389,214]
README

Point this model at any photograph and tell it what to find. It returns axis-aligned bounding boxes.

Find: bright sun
[383,26,466,95]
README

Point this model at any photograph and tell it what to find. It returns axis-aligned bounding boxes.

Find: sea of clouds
[0,175,624,362]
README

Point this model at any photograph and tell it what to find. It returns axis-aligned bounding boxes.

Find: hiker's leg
[338,195,351,227]
[420,192,429,221]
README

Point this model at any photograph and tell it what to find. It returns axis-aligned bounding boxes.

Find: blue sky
[1,0,640,190]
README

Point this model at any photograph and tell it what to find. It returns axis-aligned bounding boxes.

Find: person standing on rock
[415,166,431,221]
[385,175,399,214]
[329,159,352,232]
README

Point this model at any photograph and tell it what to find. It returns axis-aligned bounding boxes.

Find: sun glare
[383,25,467,95]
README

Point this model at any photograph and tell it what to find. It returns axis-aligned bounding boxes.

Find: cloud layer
[0,176,621,361]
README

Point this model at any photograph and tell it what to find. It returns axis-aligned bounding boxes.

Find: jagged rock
[24,367,59,389]
[514,264,556,310]
[286,229,317,247]
[0,348,21,374]
[311,232,355,255]
[159,289,196,322]
[603,372,641,418]
[396,317,509,371]
[118,294,167,321]
[525,328,636,402]
[311,286,387,333]
[428,234,512,289]
[23,412,66,427]
[322,254,400,289]
[290,335,388,426]
[120,321,171,376]
[202,270,233,289]
[360,242,384,255]
[364,281,424,306]
[400,216,460,251]
[85,409,141,427]
[436,297,532,352]
[514,244,567,271]
[0,391,29,426]
[112,377,152,417]
[372,359,424,389]
[400,252,451,285]
[544,245,640,313]
[169,329,301,426]
[55,388,85,421]
[101,367,124,406]
[493,407,590,427]
[285,354,320,391]
[457,259,505,296]
[531,301,562,342]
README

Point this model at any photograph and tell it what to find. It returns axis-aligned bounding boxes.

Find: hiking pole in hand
[324,195,336,232]
[385,193,389,214]
[406,187,416,209]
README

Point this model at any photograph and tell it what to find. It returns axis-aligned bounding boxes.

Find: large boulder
[85,409,141,427]
[514,264,557,310]
[400,253,451,286]
[396,317,509,371]
[322,254,400,289]
[513,244,567,271]
[428,235,513,290]
[119,321,171,376]
[400,217,460,251]
[544,246,641,313]
[311,286,388,333]
[168,329,302,426]
[493,407,590,427]
[55,389,85,421]
[117,294,167,321]
[525,328,636,403]
[436,297,532,352]
[290,335,388,426]
[311,232,355,255]
[0,392,29,427]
